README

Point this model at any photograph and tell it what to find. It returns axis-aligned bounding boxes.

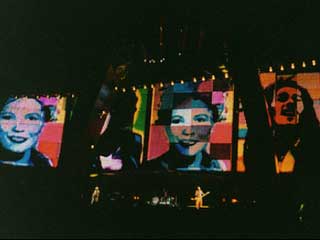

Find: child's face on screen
[167,98,214,156]
[0,98,44,153]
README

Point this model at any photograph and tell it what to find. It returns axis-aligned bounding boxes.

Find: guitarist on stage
[194,186,209,210]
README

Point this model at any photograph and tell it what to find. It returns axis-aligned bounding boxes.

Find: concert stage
[0,170,319,238]
[186,205,209,208]
[81,173,320,238]
[85,201,311,239]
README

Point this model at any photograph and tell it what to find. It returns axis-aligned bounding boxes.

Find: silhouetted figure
[95,91,142,170]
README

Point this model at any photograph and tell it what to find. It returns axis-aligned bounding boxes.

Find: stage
[84,202,310,238]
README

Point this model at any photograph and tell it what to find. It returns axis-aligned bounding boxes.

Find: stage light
[90,145,95,149]
[143,85,147,89]
[144,59,147,63]
[312,60,316,66]
[122,88,126,93]
[269,66,273,72]
[170,81,175,86]
[133,196,140,200]
[132,86,136,91]
[151,84,154,89]
[224,72,229,78]
[160,82,164,87]
[178,52,182,56]
[201,76,206,81]
[302,61,306,68]
[211,75,215,80]
[180,80,184,84]
[291,63,295,69]
[114,86,118,91]
[280,65,284,71]
[231,198,238,204]
[193,77,197,83]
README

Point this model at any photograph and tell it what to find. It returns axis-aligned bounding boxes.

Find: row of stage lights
[114,58,318,93]
[10,93,76,99]
[143,58,318,72]
[9,60,316,98]
[144,57,318,70]
[144,57,166,64]
[264,59,318,73]
[115,64,230,92]
[113,73,230,93]
[143,53,186,64]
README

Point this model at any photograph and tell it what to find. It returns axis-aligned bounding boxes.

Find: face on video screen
[0,98,45,153]
[147,80,234,171]
[0,96,68,167]
[167,98,214,157]
[273,86,303,125]
[237,72,320,173]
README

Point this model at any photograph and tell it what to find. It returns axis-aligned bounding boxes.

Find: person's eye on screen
[277,92,289,102]
[194,114,209,123]
[0,113,14,121]
[171,116,184,125]
[26,113,42,121]
[292,94,302,102]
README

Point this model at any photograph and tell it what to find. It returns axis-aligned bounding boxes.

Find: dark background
[1,0,319,91]
[0,0,320,238]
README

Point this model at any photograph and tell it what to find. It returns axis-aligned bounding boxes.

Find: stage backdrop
[237,72,320,173]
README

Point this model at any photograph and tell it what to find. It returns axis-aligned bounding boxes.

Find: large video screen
[237,72,320,173]
[146,80,234,172]
[236,99,247,172]
[0,95,69,167]
[90,83,149,171]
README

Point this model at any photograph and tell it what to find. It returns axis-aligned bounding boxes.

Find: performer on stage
[194,186,205,210]
[90,186,101,205]
[160,188,169,204]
